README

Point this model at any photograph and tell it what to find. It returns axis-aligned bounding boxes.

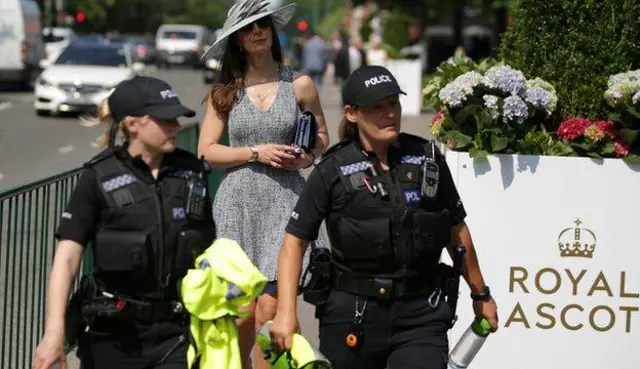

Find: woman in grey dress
[197,1,329,368]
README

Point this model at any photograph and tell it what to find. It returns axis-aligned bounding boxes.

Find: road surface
[0,66,434,368]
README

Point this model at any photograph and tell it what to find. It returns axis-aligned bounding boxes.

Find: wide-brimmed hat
[201,0,297,60]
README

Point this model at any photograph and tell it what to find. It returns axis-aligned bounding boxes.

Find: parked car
[0,0,47,89]
[202,28,221,84]
[155,24,208,68]
[107,35,157,64]
[42,26,75,63]
[34,42,144,116]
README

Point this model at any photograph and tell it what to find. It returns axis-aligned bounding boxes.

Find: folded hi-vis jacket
[181,238,268,369]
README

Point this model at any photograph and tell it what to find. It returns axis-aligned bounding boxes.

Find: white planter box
[442,150,640,369]
[385,59,422,117]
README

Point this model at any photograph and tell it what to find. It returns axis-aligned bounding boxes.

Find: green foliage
[317,6,349,39]
[500,0,640,123]
[381,12,413,55]
[359,15,374,43]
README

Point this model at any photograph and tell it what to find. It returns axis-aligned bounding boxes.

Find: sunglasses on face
[239,17,271,33]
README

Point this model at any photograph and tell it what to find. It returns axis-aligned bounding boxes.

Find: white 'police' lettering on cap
[364,74,393,88]
[160,89,177,99]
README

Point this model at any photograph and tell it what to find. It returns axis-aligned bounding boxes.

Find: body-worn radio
[185,157,209,222]
[421,143,440,199]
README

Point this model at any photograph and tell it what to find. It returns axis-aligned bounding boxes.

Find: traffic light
[297,20,308,32]
[76,11,86,23]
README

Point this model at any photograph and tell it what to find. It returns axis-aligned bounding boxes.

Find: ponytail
[80,99,127,149]
[338,115,359,142]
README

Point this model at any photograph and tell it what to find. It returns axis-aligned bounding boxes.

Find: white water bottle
[448,317,492,369]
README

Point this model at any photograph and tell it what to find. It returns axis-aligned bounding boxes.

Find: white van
[0,0,46,89]
[155,24,208,68]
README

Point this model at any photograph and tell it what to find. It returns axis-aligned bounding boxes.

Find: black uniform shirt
[285,138,467,243]
[55,145,215,245]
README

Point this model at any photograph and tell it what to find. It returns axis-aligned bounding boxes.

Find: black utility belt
[331,271,437,300]
[82,295,185,322]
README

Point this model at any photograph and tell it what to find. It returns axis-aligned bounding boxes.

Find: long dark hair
[209,17,283,117]
[338,114,359,141]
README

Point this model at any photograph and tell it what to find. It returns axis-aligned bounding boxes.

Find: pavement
[0,66,434,368]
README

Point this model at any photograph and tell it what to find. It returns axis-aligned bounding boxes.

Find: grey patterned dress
[212,64,326,283]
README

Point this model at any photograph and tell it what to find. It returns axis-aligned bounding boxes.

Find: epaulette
[399,132,430,146]
[83,148,114,168]
[318,140,354,164]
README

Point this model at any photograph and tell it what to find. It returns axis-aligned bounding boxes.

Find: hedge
[500,0,640,124]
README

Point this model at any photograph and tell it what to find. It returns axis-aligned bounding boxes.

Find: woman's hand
[33,333,67,369]
[256,144,297,169]
[282,148,314,171]
[270,309,299,352]
[473,298,499,332]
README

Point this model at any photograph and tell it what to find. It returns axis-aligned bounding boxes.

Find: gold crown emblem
[558,218,596,258]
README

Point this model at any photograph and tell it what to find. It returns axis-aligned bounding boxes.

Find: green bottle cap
[472,317,492,336]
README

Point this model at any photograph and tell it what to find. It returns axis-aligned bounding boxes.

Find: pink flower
[593,120,617,139]
[614,139,630,157]
[446,137,456,148]
[557,118,590,140]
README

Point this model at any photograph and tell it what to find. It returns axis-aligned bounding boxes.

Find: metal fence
[0,122,225,369]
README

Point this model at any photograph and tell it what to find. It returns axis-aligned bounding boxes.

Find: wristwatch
[471,286,492,302]
[247,147,259,163]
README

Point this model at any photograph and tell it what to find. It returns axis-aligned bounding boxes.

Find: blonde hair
[80,99,128,149]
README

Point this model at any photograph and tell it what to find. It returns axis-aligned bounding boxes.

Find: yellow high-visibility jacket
[181,238,267,369]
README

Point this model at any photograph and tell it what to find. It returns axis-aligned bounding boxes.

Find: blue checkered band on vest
[401,155,424,165]
[102,174,137,192]
[339,161,371,176]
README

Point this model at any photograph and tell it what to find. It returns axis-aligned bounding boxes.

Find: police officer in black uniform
[270,65,498,369]
[33,76,216,369]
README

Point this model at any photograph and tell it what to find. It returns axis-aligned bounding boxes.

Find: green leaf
[622,154,640,165]
[453,104,481,124]
[490,135,510,152]
[572,142,592,151]
[469,147,489,160]
[618,128,639,145]
[601,141,615,154]
[627,107,640,120]
[450,131,473,149]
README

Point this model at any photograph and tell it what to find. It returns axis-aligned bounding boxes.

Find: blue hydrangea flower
[502,95,529,124]
[438,72,483,108]
[482,65,526,96]
[524,86,552,114]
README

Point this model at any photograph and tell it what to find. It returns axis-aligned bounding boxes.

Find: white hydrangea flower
[438,71,484,108]
[482,65,527,96]
[482,95,500,119]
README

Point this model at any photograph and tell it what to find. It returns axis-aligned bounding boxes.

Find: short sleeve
[54,169,102,246]
[434,146,467,225]
[284,166,332,242]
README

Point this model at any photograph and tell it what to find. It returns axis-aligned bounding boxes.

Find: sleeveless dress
[212,64,326,283]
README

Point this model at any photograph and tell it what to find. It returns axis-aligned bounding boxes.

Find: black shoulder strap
[92,156,139,210]
[319,140,353,163]
[83,148,115,169]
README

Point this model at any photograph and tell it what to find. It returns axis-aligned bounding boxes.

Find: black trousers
[77,318,189,369]
[318,289,453,369]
